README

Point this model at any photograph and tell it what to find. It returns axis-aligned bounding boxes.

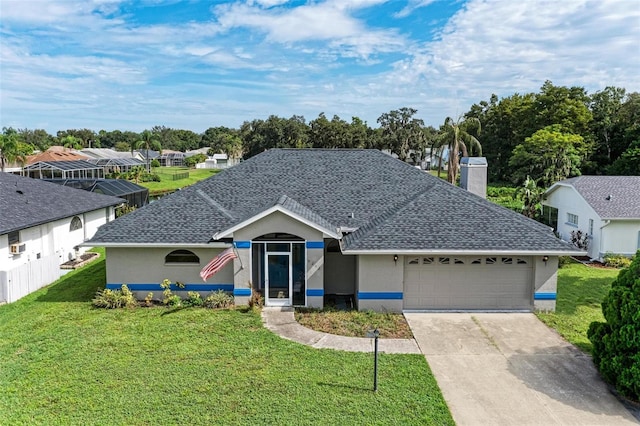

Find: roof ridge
[343,183,434,248]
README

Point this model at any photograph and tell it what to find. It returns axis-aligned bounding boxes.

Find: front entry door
[265,252,291,306]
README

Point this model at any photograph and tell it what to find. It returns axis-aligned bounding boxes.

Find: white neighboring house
[543,176,640,260]
[0,173,123,303]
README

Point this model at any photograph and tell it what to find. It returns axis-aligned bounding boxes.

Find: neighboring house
[81,148,144,161]
[195,153,240,170]
[87,158,146,174]
[87,149,579,312]
[543,176,640,260]
[26,146,89,164]
[0,173,123,303]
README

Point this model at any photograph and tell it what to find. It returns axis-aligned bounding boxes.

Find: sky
[1,0,639,134]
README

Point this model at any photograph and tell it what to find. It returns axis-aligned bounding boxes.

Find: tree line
[2,81,638,186]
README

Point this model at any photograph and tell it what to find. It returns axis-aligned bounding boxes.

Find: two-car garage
[403,255,534,311]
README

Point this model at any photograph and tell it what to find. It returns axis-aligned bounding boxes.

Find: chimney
[460,157,487,198]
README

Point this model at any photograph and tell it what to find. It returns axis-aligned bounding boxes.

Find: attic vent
[605,195,612,201]
[349,212,354,219]
[16,190,23,195]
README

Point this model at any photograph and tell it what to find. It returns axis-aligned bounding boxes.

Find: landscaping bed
[295,308,414,339]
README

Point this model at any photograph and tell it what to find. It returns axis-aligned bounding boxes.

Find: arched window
[70,216,83,231]
[165,250,200,264]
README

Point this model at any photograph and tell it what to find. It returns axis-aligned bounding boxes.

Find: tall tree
[515,176,544,220]
[437,116,482,184]
[589,87,626,167]
[509,125,589,187]
[0,129,20,172]
[377,107,425,162]
[136,130,162,172]
[203,127,243,159]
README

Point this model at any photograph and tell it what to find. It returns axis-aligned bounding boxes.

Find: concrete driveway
[405,313,638,426]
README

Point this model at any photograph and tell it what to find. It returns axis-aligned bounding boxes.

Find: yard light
[542,255,549,265]
[393,254,398,264]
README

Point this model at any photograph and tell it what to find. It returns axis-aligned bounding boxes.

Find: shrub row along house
[0,173,123,303]
[87,149,580,312]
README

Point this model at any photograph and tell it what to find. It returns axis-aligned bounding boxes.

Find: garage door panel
[404,256,533,310]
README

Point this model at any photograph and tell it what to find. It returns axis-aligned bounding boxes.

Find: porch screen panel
[292,243,305,305]
[252,243,265,291]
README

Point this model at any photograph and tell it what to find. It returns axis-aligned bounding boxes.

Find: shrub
[140,172,160,182]
[558,256,574,268]
[184,291,204,307]
[570,230,589,250]
[247,290,264,309]
[160,279,185,307]
[150,159,160,168]
[587,249,640,401]
[92,284,138,309]
[603,252,632,269]
[203,290,234,309]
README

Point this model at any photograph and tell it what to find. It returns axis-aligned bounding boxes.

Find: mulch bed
[60,252,100,269]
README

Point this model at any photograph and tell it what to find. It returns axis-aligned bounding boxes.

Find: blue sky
[1,0,639,133]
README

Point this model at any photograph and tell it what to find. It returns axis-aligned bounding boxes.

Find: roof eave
[80,242,231,248]
[340,249,586,256]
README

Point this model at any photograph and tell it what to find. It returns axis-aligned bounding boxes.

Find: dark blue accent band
[233,288,252,296]
[534,292,557,300]
[306,241,324,249]
[306,289,324,297]
[234,241,251,249]
[358,292,403,300]
[106,283,233,292]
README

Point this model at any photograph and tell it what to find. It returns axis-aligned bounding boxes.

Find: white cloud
[394,0,437,18]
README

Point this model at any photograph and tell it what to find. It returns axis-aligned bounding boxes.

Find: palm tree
[437,116,482,184]
[136,130,162,172]
[516,176,544,219]
[0,132,19,172]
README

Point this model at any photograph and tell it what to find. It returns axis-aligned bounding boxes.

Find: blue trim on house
[234,241,251,249]
[233,288,252,296]
[306,289,324,297]
[358,292,403,300]
[534,292,557,300]
[306,241,324,249]
[106,283,234,292]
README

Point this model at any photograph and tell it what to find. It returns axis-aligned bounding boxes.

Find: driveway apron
[405,313,638,426]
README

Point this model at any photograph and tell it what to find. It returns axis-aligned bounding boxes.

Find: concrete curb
[261,307,421,354]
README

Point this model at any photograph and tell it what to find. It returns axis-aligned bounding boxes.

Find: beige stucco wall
[232,210,325,307]
[601,220,640,258]
[533,256,558,311]
[106,246,233,287]
[356,254,403,312]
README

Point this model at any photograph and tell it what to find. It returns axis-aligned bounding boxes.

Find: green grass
[0,250,453,425]
[140,167,221,195]
[537,261,618,353]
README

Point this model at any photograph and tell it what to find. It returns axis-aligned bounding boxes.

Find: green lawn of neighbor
[0,250,453,425]
[537,260,618,353]
[140,167,221,196]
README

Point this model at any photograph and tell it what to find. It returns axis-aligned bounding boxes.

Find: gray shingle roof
[0,173,124,235]
[90,149,577,253]
[548,176,640,219]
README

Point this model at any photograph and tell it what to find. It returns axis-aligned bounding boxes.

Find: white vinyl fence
[0,254,60,303]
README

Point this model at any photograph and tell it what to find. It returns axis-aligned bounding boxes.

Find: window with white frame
[567,213,578,226]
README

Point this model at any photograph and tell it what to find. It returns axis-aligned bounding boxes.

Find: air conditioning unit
[9,243,26,255]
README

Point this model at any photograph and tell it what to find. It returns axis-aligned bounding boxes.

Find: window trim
[70,216,83,231]
[164,249,200,265]
[566,213,579,227]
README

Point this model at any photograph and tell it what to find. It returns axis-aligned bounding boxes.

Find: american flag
[200,247,237,281]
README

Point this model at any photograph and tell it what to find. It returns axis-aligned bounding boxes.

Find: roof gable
[0,173,124,235]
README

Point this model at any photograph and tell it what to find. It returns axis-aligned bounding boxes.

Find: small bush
[603,252,632,269]
[558,256,574,268]
[92,284,138,309]
[140,172,160,182]
[203,290,234,309]
[184,291,204,307]
[160,279,184,307]
[247,290,264,309]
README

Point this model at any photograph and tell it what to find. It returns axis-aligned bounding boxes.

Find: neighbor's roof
[546,176,640,219]
[89,149,578,254]
[0,173,124,235]
[27,148,88,164]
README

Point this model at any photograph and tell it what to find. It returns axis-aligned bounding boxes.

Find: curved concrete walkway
[261,307,421,354]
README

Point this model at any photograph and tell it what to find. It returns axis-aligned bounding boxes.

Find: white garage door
[403,256,533,310]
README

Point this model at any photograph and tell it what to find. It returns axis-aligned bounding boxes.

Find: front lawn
[0,251,453,425]
[296,308,413,339]
[537,260,618,353]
